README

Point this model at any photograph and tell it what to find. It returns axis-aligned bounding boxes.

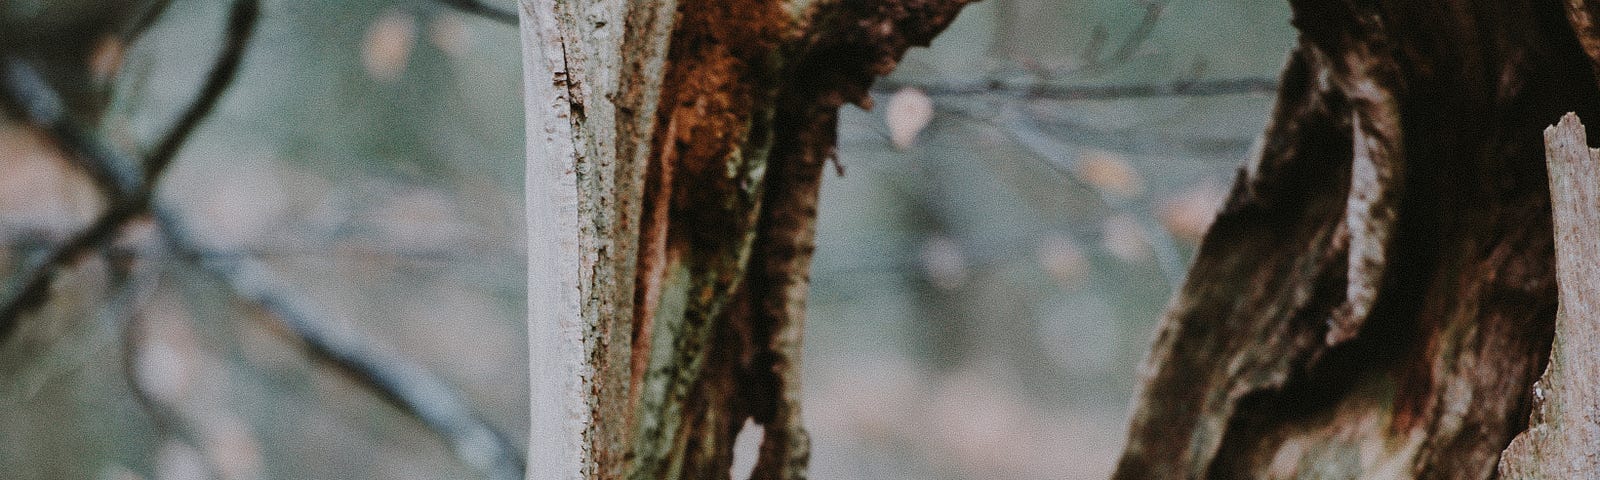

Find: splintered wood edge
[1499,112,1600,478]
[523,0,589,477]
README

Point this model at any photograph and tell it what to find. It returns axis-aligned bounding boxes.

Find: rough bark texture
[521,0,973,479]
[1498,113,1600,478]
[1115,1,1600,478]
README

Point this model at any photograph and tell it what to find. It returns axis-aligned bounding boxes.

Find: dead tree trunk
[1116,1,1600,478]
[520,1,972,478]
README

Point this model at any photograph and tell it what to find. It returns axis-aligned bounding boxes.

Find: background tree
[1114,0,1600,477]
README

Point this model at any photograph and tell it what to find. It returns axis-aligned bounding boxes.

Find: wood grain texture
[522,0,662,476]
[1499,113,1600,479]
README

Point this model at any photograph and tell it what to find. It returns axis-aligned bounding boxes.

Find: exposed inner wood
[1498,113,1600,478]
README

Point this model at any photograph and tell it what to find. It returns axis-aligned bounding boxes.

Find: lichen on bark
[522,0,974,478]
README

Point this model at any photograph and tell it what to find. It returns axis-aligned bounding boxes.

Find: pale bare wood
[522,0,665,477]
[522,0,591,476]
[1499,113,1600,479]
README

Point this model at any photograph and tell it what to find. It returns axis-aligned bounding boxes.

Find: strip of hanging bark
[524,2,972,475]
[624,1,973,479]
[1116,0,1599,477]
[1498,113,1600,478]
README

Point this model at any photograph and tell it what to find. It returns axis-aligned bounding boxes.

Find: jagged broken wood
[1498,113,1600,478]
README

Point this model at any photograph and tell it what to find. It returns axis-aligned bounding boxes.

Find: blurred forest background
[0,0,1294,478]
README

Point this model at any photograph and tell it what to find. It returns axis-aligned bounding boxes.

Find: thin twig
[124,0,179,45]
[0,8,523,477]
[994,106,1188,288]
[154,207,526,480]
[0,59,140,197]
[144,0,259,178]
[871,76,1278,101]
[4,2,523,477]
[432,0,518,25]
[121,309,229,480]
[0,0,258,336]
[1106,2,1167,65]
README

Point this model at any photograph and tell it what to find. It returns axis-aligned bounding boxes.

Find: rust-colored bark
[619,0,973,479]
[1116,1,1600,478]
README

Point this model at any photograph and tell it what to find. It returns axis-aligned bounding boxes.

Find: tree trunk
[519,1,972,479]
[1115,1,1600,478]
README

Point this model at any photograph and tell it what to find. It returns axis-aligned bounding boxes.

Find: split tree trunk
[1116,1,1600,478]
[519,1,972,478]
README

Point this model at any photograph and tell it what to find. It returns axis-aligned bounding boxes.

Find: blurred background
[0,0,1293,479]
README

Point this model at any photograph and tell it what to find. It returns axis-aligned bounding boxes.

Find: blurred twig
[993,106,1188,288]
[124,0,179,44]
[1105,1,1166,66]
[0,3,525,477]
[0,59,140,197]
[144,0,258,178]
[433,0,518,25]
[152,207,526,480]
[0,0,259,337]
[872,76,1278,101]
[121,308,229,480]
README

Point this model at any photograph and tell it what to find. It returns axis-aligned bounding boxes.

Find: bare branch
[144,0,259,178]
[1106,2,1166,65]
[153,207,526,480]
[0,8,522,477]
[121,308,228,480]
[872,76,1278,101]
[0,0,259,334]
[0,59,140,198]
[991,106,1188,288]
[433,0,518,25]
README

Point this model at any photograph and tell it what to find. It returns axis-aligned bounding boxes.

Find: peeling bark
[521,0,973,478]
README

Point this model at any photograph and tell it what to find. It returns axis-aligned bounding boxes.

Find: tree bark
[1115,1,1600,478]
[520,1,972,478]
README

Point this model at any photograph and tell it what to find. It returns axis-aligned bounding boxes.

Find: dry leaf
[88,36,125,84]
[1101,214,1150,263]
[428,13,473,58]
[1158,179,1229,243]
[1035,234,1090,287]
[156,441,211,480]
[362,10,417,82]
[1075,150,1144,198]
[919,235,968,290]
[0,125,103,239]
[885,87,934,149]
